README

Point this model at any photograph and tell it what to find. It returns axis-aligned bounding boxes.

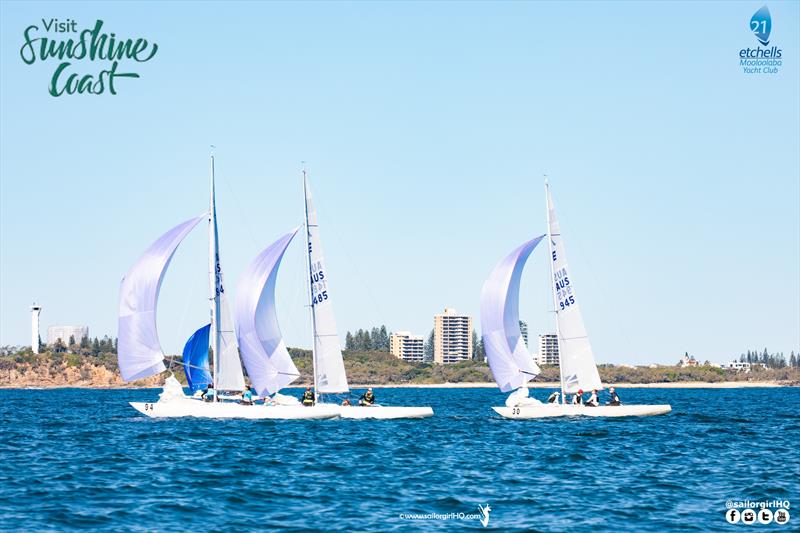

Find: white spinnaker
[234,228,301,396]
[304,173,349,394]
[546,185,602,394]
[480,237,544,392]
[118,215,205,381]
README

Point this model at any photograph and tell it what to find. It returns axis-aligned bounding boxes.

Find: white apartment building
[536,333,560,365]
[433,308,473,364]
[47,325,89,346]
[390,331,425,363]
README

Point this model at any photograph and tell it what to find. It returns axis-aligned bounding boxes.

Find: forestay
[234,228,301,396]
[118,215,205,381]
[480,236,544,392]
[304,174,349,394]
[546,185,602,393]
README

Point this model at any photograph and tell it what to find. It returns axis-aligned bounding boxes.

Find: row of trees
[48,335,118,356]
[344,326,391,352]
[738,349,799,369]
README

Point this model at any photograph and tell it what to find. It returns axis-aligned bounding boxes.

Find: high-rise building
[390,331,425,363]
[536,334,559,365]
[433,308,473,364]
[30,304,42,354]
[519,320,529,348]
[47,325,89,347]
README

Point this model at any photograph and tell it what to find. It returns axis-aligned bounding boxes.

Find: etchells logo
[19,18,159,96]
[739,5,782,75]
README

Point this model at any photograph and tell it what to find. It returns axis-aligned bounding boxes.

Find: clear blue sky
[1,1,798,364]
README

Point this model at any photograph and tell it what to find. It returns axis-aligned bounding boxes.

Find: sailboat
[234,170,433,419]
[480,182,671,419]
[299,170,433,419]
[119,157,338,419]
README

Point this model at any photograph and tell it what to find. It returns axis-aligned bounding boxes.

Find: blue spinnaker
[183,324,212,393]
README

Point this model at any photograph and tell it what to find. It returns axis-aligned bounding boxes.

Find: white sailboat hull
[493,404,672,419]
[335,405,434,419]
[130,399,340,420]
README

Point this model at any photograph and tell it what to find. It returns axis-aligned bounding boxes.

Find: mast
[209,154,222,402]
[302,165,320,403]
[545,180,567,404]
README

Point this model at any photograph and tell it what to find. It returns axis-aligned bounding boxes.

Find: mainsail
[545,184,602,393]
[480,236,544,392]
[118,215,205,381]
[303,172,349,394]
[182,324,212,393]
[208,159,246,392]
[234,228,301,396]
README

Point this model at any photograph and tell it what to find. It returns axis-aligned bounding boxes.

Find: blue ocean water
[0,387,797,531]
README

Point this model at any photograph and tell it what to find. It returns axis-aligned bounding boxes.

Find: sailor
[571,389,584,405]
[586,389,599,407]
[342,399,351,406]
[359,388,376,406]
[607,387,621,406]
[547,391,560,404]
[201,384,215,402]
[240,387,254,405]
[301,387,315,406]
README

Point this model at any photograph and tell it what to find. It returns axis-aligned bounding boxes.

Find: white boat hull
[130,399,340,420]
[336,405,434,419]
[493,404,672,419]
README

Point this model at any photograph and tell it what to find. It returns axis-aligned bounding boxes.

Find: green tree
[424,330,434,361]
[80,335,90,350]
[91,337,101,356]
[345,331,354,351]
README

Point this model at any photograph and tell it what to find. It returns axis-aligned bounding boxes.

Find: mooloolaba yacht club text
[19,19,158,96]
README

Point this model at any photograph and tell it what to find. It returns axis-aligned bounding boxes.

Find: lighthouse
[30,303,42,354]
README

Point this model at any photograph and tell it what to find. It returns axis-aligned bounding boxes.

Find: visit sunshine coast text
[19,18,158,96]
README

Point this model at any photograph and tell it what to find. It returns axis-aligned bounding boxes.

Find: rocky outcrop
[1,361,162,388]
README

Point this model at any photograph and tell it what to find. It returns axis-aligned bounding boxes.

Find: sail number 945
[559,296,575,310]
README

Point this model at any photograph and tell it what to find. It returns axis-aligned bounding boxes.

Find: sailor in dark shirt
[607,386,621,406]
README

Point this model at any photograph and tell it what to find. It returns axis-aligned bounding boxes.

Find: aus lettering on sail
[310,260,329,305]
[553,267,575,310]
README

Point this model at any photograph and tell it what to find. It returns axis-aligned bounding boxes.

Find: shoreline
[1,380,792,390]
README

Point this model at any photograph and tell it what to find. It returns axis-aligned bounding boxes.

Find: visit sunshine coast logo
[19,18,159,96]
[739,5,782,75]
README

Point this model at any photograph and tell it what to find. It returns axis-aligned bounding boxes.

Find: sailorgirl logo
[19,18,159,97]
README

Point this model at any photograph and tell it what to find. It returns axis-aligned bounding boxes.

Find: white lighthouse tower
[30,303,42,354]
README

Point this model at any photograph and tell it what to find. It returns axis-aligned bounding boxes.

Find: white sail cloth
[118,215,205,381]
[235,228,301,396]
[480,236,544,392]
[216,269,246,391]
[546,186,602,393]
[304,174,349,393]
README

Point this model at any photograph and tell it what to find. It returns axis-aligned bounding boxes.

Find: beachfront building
[47,325,89,347]
[433,308,473,364]
[390,331,425,363]
[677,354,699,367]
[536,334,560,365]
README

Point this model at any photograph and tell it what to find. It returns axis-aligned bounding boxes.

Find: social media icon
[726,509,741,524]
[758,509,773,524]
[742,509,756,524]
[774,509,790,525]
